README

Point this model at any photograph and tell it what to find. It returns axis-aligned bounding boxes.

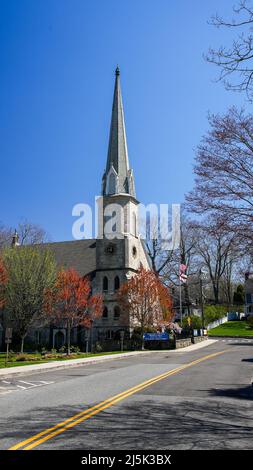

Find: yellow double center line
[9,349,229,450]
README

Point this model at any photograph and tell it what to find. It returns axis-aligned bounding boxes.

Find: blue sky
[0,0,248,241]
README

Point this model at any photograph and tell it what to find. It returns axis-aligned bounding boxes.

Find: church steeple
[102,68,136,198]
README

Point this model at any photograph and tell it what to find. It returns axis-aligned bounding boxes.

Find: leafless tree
[145,212,198,281]
[194,219,239,304]
[145,219,174,276]
[144,212,200,315]
[220,259,234,305]
[0,223,12,250]
[16,219,50,245]
[207,0,253,100]
[0,219,50,249]
[186,107,253,251]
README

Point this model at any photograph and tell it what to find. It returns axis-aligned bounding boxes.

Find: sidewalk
[0,339,218,379]
[170,338,217,353]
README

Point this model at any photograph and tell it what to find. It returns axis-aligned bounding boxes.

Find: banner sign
[143,332,169,341]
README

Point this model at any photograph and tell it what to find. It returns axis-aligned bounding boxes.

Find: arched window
[114,306,120,319]
[102,306,108,318]
[114,276,120,291]
[103,276,108,292]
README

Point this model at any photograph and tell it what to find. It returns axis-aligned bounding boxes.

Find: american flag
[179,263,187,283]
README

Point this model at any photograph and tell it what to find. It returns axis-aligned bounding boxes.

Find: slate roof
[40,239,96,277]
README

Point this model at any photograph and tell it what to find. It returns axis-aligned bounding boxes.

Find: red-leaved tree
[46,268,103,354]
[117,267,173,349]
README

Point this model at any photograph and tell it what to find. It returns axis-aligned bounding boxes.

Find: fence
[206,315,228,331]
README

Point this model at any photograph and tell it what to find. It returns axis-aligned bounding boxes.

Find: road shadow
[1,397,253,450]
[209,385,253,400]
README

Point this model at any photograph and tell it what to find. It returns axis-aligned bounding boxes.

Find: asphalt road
[0,339,252,450]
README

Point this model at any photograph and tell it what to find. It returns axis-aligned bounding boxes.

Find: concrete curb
[169,339,218,353]
[0,350,154,379]
[209,335,253,339]
[0,339,218,379]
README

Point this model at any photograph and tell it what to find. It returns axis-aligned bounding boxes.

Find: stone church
[0,68,151,350]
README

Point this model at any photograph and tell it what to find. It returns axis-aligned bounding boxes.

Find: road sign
[5,328,12,341]
[143,332,169,341]
[5,328,13,366]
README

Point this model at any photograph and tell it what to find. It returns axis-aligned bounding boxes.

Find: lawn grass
[0,350,133,369]
[208,321,253,337]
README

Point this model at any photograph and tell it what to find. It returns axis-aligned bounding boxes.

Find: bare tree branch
[207,1,253,99]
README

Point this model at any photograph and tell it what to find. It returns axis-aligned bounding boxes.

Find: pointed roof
[103,67,136,197]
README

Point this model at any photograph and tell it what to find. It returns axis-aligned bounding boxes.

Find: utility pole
[199,269,205,331]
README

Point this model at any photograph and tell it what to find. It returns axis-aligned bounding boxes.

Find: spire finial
[115,66,120,76]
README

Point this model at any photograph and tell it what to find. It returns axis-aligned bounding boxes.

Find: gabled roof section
[38,240,96,277]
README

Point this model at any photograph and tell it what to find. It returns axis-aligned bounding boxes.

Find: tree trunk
[211,277,219,304]
[90,322,93,353]
[20,336,25,353]
[67,322,71,356]
[141,325,145,350]
[214,284,219,304]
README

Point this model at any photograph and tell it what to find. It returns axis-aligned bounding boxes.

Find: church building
[2,68,151,350]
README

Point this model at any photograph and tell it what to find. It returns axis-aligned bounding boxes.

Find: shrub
[247,316,253,329]
[8,350,16,359]
[41,347,47,356]
[94,342,103,353]
[233,285,244,304]
[16,354,42,362]
[204,305,227,324]
[59,345,66,354]
[131,326,155,341]
[70,345,80,354]
[16,354,27,362]
[44,354,58,359]
[182,315,202,329]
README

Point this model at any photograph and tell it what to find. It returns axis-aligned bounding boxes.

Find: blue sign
[143,332,169,341]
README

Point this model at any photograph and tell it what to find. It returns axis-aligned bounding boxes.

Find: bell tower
[94,68,150,339]
[97,66,139,243]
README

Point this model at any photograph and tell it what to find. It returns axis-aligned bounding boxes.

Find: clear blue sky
[0,0,248,241]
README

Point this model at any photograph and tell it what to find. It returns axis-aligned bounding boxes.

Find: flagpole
[179,261,187,327]
[179,259,182,327]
